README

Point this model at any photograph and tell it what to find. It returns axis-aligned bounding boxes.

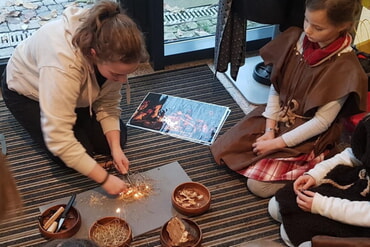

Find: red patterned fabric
[237,150,327,181]
[303,34,350,65]
[344,92,370,133]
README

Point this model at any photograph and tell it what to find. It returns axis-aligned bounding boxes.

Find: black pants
[1,69,127,166]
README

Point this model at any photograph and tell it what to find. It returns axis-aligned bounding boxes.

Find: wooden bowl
[38,204,81,239]
[160,217,202,247]
[172,182,211,216]
[89,216,132,247]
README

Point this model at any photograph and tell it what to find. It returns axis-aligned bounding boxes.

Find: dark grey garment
[214,0,246,81]
[214,0,305,81]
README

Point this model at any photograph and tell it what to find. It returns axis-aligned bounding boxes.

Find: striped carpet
[0,65,281,247]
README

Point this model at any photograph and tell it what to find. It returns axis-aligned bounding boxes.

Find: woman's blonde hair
[72,0,148,64]
[0,154,22,221]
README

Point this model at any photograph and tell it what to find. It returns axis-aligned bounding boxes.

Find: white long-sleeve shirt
[306,148,370,227]
[263,85,347,147]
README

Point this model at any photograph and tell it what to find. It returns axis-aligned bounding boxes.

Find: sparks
[118,173,154,202]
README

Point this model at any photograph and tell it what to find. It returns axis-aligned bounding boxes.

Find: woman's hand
[102,174,129,195]
[252,136,286,155]
[88,164,129,195]
[105,130,130,173]
[296,190,315,212]
[293,174,316,194]
[112,149,130,174]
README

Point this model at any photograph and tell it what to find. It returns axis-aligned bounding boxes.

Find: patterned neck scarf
[303,34,351,65]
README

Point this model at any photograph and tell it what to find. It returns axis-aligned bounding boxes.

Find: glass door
[163,0,218,55]
[163,0,274,56]
[120,0,275,70]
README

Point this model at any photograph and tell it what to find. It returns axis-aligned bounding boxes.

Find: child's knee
[247,179,286,198]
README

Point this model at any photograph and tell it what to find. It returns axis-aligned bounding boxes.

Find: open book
[127,92,231,145]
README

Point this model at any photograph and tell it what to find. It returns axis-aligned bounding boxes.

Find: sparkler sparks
[118,173,154,202]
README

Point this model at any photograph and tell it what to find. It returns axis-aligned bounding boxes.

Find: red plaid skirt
[237,150,327,181]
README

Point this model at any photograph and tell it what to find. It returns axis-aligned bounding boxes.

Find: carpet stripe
[0,65,281,247]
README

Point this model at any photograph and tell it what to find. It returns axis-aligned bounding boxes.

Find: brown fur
[0,154,22,221]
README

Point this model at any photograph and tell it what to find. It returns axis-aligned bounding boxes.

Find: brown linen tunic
[210,27,368,171]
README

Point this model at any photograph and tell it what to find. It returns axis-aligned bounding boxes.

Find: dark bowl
[89,216,132,247]
[160,217,202,247]
[172,182,211,216]
[253,62,272,86]
[38,204,81,239]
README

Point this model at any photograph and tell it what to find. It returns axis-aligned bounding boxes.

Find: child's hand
[252,136,286,155]
[256,131,275,142]
[296,190,315,212]
[293,174,316,195]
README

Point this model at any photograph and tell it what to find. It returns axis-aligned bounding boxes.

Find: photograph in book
[127,92,231,145]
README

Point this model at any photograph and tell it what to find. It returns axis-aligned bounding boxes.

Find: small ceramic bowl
[89,216,132,247]
[38,204,81,239]
[172,182,211,216]
[160,216,202,247]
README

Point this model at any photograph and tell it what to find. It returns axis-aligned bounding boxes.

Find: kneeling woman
[1,1,148,195]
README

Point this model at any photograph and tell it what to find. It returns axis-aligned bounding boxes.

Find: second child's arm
[312,193,370,227]
[294,148,357,193]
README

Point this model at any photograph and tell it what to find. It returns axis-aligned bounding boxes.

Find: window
[163,1,275,56]
[119,0,275,69]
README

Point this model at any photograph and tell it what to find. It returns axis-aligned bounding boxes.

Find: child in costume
[269,114,370,246]
[210,0,367,198]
